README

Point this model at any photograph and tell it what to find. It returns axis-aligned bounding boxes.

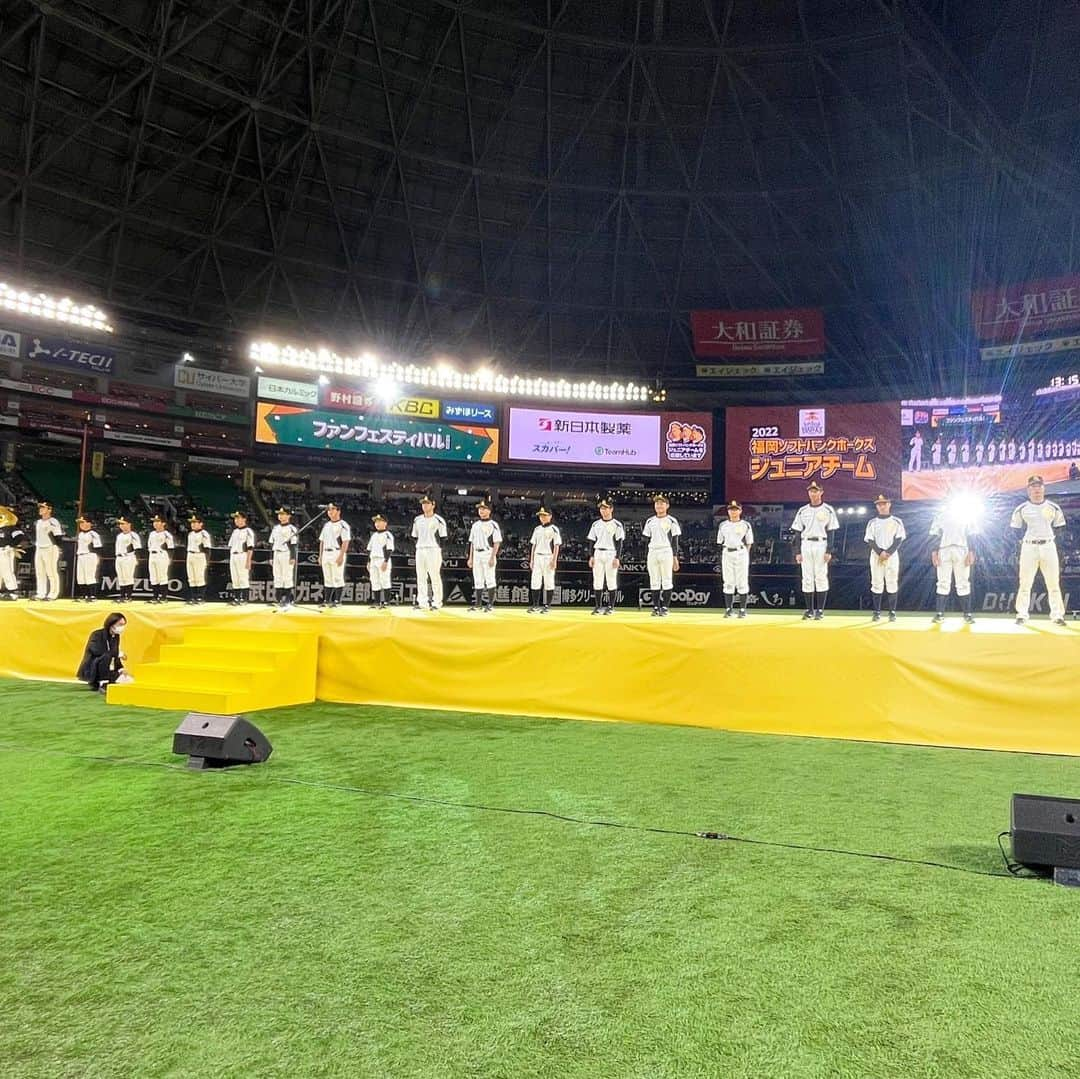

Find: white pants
[935,547,971,597]
[908,447,921,471]
[116,552,137,588]
[415,548,443,607]
[0,547,16,591]
[272,550,296,589]
[149,551,170,586]
[531,553,556,590]
[647,549,674,591]
[229,552,250,590]
[76,554,99,586]
[186,552,207,588]
[1017,542,1064,621]
[322,554,345,588]
[869,551,900,594]
[721,548,750,594]
[472,553,497,590]
[369,558,392,590]
[799,541,829,592]
[592,551,618,590]
[35,546,60,599]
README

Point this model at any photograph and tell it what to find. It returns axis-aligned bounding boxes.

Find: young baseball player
[467,500,502,612]
[146,515,175,603]
[863,493,906,622]
[367,514,394,609]
[528,506,561,613]
[587,498,624,615]
[33,501,63,601]
[185,513,213,604]
[318,502,351,609]
[269,506,299,611]
[113,516,141,603]
[0,505,26,600]
[790,481,840,620]
[928,502,978,624]
[717,500,753,618]
[73,515,104,601]
[411,495,447,611]
[227,510,255,605]
[642,495,681,617]
[1010,475,1067,626]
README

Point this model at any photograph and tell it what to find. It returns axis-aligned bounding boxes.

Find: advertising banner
[725,402,901,502]
[506,408,713,471]
[323,384,375,409]
[443,400,498,424]
[254,401,499,465]
[691,307,825,358]
[0,328,20,358]
[22,334,116,375]
[174,365,251,398]
[971,273,1080,343]
[257,375,318,405]
[697,361,824,378]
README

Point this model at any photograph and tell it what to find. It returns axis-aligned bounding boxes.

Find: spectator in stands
[76,612,134,693]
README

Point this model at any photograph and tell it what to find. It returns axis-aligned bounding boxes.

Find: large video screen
[505,407,713,471]
[725,402,901,502]
[254,402,500,465]
[901,388,1080,499]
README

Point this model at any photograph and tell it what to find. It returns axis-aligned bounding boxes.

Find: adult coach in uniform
[185,513,213,604]
[33,501,63,601]
[411,495,447,611]
[642,495,681,617]
[367,514,394,609]
[587,498,624,616]
[790,481,840,620]
[717,500,753,619]
[928,503,977,624]
[1011,475,1067,626]
[528,506,561,614]
[269,506,299,611]
[863,494,906,622]
[318,502,351,609]
[0,505,27,600]
[114,516,141,603]
[467,499,502,612]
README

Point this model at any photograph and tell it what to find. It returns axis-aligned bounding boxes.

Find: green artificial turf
[3,679,1080,1078]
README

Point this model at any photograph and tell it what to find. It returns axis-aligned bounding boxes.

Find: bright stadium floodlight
[248,339,655,404]
[373,375,400,405]
[0,281,114,333]
[945,491,986,525]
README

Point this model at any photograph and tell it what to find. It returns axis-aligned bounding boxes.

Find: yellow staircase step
[182,627,303,651]
[107,683,243,713]
[157,644,278,671]
[129,664,260,693]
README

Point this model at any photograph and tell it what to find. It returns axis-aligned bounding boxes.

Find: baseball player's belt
[724,548,744,552]
[802,537,826,541]
[1023,539,1051,545]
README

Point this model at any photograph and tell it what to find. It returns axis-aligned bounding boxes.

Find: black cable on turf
[997,830,1039,877]
[0,741,1029,881]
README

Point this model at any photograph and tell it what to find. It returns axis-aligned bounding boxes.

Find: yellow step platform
[107,626,318,713]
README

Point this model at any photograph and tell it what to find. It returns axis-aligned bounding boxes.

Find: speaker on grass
[173,713,273,770]
[1011,793,1080,870]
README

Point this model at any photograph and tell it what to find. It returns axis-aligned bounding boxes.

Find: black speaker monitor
[173,713,273,770]
[1011,793,1080,870]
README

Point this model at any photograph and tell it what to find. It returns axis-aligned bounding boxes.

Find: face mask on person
[111,623,126,635]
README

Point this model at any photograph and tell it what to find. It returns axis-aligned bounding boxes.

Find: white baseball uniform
[411,513,447,608]
[319,519,351,589]
[643,515,681,591]
[587,518,625,591]
[790,502,840,593]
[34,516,63,599]
[147,529,175,586]
[1010,499,1066,621]
[0,523,25,592]
[186,528,213,587]
[115,530,141,587]
[269,522,299,589]
[928,513,976,597]
[908,432,923,471]
[717,519,753,595]
[367,529,395,591]
[228,526,255,590]
[468,519,503,591]
[529,524,561,591]
[863,514,906,595]
[75,529,103,586]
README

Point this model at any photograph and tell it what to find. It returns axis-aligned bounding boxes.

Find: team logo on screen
[664,420,707,462]
[798,408,826,437]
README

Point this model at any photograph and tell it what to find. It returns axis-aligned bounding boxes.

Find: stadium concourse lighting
[0,281,113,333]
[248,341,655,404]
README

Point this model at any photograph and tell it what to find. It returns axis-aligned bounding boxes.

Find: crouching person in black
[77,612,133,693]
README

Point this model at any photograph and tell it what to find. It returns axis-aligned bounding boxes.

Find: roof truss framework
[0,0,1077,387]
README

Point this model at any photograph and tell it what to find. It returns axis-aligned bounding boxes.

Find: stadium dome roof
[1,0,1078,389]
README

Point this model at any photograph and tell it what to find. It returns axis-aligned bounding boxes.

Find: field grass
[3,678,1080,1078]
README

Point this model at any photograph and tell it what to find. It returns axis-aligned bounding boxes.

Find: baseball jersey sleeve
[411,517,419,539]
[1052,503,1066,528]
[386,532,395,552]
[826,507,840,531]
[745,523,754,546]
[863,520,875,546]
[670,518,682,537]
[552,525,561,548]
[790,508,805,533]
[492,522,503,544]
[1009,505,1023,530]
[437,516,447,538]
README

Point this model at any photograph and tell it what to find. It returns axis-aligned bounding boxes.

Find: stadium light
[0,281,113,333]
[945,492,986,524]
[249,340,656,404]
[180,352,196,364]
